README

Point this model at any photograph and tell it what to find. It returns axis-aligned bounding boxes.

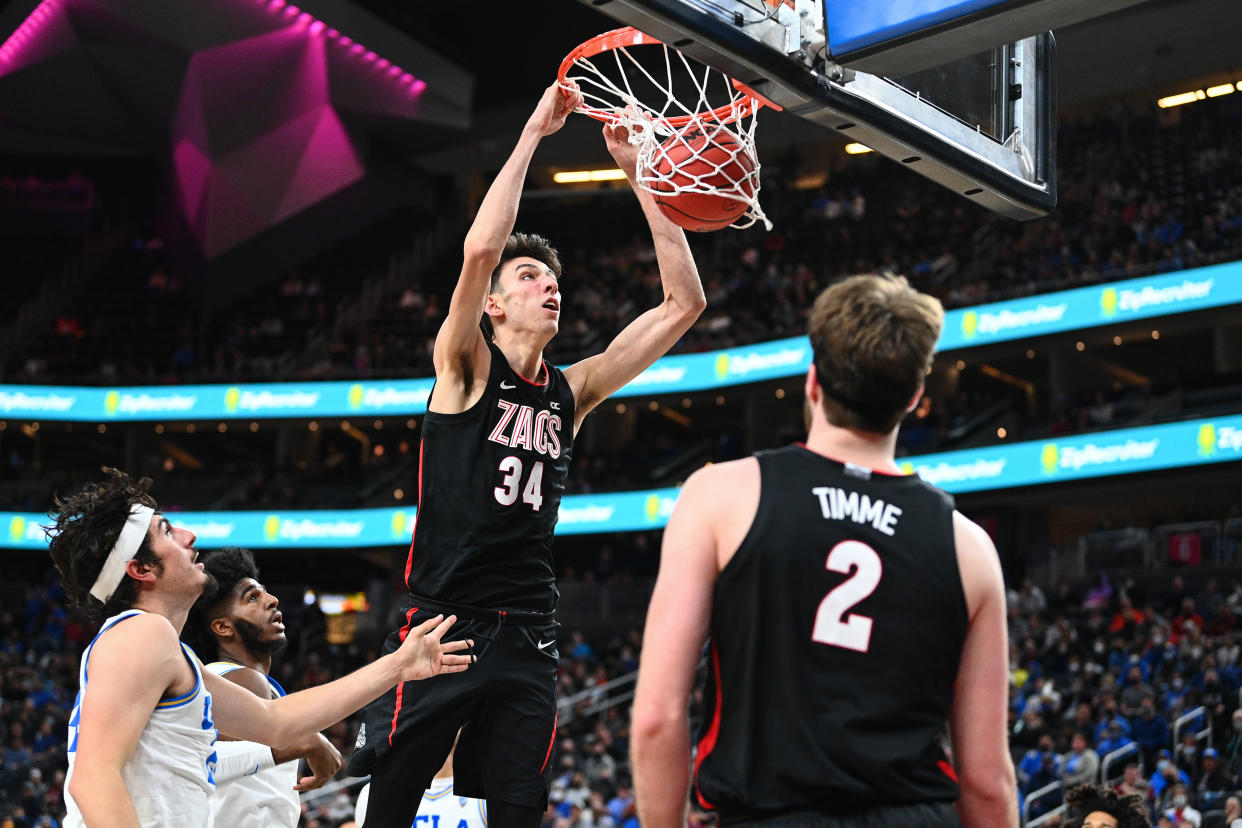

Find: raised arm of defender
[431,82,582,414]
[563,123,707,432]
[68,612,471,828]
[207,613,471,748]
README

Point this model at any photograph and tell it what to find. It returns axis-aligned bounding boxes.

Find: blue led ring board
[578,0,1056,220]
[823,0,1148,76]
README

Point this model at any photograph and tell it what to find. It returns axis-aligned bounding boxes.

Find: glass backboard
[577,0,1056,220]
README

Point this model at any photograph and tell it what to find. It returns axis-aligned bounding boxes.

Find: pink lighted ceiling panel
[0,0,428,257]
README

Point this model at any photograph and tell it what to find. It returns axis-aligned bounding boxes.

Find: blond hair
[808,274,943,433]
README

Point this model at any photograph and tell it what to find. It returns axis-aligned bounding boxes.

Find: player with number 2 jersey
[350,80,707,828]
[632,275,1017,828]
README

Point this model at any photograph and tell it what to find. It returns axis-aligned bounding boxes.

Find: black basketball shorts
[348,604,560,808]
[722,802,961,828]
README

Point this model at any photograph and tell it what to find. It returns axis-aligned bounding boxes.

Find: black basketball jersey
[694,444,968,822]
[404,340,575,613]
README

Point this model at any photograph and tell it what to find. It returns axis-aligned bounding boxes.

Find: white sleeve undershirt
[213,739,277,783]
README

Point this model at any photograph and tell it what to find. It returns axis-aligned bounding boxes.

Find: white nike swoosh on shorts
[537,640,554,650]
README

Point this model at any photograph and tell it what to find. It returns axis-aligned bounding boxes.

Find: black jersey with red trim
[405,340,575,613]
[694,444,967,821]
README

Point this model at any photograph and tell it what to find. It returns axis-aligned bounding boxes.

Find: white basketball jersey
[355,777,487,828]
[205,662,300,828]
[416,778,488,828]
[65,610,218,828]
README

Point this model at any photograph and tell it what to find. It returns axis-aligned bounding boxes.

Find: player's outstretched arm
[432,81,582,413]
[213,666,343,790]
[632,467,722,828]
[563,123,706,431]
[210,614,473,749]
[949,512,1018,828]
[68,613,195,828]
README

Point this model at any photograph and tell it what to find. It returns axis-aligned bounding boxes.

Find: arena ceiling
[0,0,1235,249]
[362,0,1242,170]
[0,0,1235,159]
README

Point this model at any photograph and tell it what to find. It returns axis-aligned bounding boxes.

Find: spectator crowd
[5,97,1241,390]
[1010,573,1242,827]
[8,554,1242,826]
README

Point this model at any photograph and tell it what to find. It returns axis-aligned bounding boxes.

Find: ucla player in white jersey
[47,469,475,828]
[356,734,487,828]
[183,546,342,828]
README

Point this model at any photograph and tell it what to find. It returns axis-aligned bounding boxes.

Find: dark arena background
[2,0,1242,826]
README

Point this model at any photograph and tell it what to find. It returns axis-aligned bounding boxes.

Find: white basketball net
[561,36,771,231]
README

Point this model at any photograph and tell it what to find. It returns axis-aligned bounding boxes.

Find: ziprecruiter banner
[2,263,1240,423]
[4,414,1239,549]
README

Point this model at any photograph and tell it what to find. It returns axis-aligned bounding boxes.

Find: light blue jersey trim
[156,644,204,709]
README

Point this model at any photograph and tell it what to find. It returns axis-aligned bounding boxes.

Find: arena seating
[7,541,1242,826]
[6,98,1241,389]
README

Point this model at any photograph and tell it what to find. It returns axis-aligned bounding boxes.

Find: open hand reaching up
[393,614,475,681]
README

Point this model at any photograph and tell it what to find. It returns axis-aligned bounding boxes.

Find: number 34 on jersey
[488,400,564,513]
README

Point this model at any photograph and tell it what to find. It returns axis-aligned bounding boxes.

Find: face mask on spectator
[1184,747,1195,757]
[1172,794,1188,808]
[1094,642,1105,655]
[1172,678,1184,689]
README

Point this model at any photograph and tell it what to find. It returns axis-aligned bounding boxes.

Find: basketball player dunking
[349,80,707,828]
[632,275,1017,828]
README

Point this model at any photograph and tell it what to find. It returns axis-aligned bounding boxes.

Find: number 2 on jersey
[495,456,545,511]
[811,540,882,653]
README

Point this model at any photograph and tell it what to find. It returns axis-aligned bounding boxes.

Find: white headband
[89,504,156,603]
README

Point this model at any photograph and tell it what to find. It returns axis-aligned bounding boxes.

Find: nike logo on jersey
[244,764,260,777]
[500,381,516,389]
[487,400,563,458]
[537,640,555,650]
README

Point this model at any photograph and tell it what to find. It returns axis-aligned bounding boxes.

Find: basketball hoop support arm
[578,0,1057,220]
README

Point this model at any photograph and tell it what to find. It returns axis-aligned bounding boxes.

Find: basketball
[646,124,756,232]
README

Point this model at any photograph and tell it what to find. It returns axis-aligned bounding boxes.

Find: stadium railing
[1022,779,1064,827]
[1099,741,1143,789]
[1172,705,1212,754]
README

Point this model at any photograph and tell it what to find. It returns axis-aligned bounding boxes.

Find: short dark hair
[183,547,260,663]
[489,232,562,293]
[808,274,943,434]
[1065,783,1151,828]
[481,233,563,340]
[46,469,162,623]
